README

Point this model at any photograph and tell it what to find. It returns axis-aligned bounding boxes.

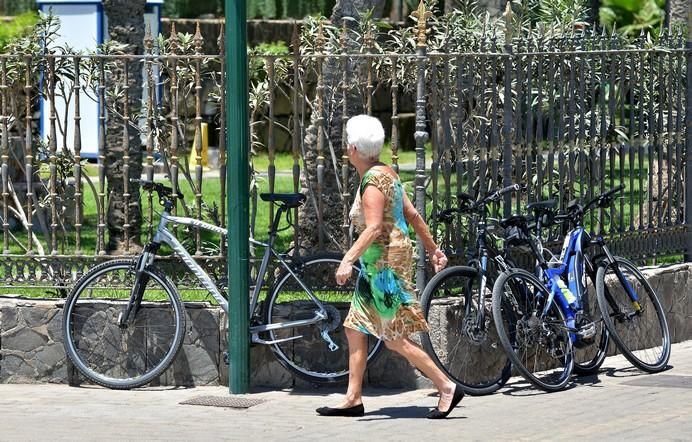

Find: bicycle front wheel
[63,260,186,389]
[596,257,670,372]
[264,253,383,384]
[420,265,511,396]
[492,269,574,392]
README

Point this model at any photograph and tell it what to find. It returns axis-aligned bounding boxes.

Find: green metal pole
[225,0,250,394]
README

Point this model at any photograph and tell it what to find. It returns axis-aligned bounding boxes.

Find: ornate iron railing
[0,5,689,290]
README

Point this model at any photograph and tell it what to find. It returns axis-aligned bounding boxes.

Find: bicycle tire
[420,265,511,396]
[492,268,574,392]
[264,252,383,383]
[573,255,609,376]
[595,257,670,372]
[63,259,186,389]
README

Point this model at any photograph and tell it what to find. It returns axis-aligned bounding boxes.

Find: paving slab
[2,340,692,441]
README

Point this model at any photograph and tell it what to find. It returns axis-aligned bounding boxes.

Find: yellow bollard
[189,122,209,168]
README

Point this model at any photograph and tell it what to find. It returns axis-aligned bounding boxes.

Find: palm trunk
[665,0,688,28]
[298,0,386,251]
[103,0,145,254]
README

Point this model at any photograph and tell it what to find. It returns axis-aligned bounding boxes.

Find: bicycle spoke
[64,261,185,389]
[597,258,670,372]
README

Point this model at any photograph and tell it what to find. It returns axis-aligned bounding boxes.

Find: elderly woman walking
[316,115,464,419]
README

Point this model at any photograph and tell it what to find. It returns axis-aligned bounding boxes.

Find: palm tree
[665,0,688,27]
[102,0,145,253]
[298,0,386,251]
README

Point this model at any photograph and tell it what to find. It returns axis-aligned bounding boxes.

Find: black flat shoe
[427,385,464,419]
[316,404,365,417]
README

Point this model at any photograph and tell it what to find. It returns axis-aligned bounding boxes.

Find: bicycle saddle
[260,193,306,208]
[567,198,581,212]
[500,215,530,247]
[526,199,556,213]
[527,200,557,226]
[456,192,474,203]
[499,214,528,228]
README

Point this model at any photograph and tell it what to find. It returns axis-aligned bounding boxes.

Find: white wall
[40,3,102,158]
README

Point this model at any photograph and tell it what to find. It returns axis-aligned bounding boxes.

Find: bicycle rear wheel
[264,253,383,383]
[596,257,670,372]
[63,260,185,389]
[420,265,511,396]
[492,269,574,392]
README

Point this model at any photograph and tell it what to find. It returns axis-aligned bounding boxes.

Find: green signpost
[225,0,250,394]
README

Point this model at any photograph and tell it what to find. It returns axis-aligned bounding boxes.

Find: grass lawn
[1,146,683,299]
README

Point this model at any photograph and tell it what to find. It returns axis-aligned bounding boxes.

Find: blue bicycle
[491,185,670,391]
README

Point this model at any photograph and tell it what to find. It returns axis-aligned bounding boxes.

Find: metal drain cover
[180,395,266,408]
[621,375,692,389]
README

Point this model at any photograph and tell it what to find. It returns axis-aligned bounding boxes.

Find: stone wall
[1,263,690,388]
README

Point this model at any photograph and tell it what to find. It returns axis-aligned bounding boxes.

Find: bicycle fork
[117,245,158,327]
[600,244,642,318]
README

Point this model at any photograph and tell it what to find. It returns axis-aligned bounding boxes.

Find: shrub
[0,11,39,51]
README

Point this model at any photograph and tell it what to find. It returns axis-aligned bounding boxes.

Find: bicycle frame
[540,227,589,341]
[133,204,337,346]
[471,217,512,329]
[535,223,641,343]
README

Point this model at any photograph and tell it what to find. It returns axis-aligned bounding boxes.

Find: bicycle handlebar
[438,184,521,223]
[583,184,624,212]
[567,184,624,216]
[130,179,185,203]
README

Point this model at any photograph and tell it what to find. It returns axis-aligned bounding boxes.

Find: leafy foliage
[599,0,666,37]
[0,0,36,16]
[161,0,336,19]
[0,11,39,51]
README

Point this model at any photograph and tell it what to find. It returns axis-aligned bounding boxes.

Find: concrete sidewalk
[2,340,691,441]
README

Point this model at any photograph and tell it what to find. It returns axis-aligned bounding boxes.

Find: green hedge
[0,11,39,51]
[0,0,36,16]
[163,0,335,19]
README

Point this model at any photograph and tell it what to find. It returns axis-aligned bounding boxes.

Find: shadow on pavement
[66,384,196,392]
[572,374,604,387]
[600,365,654,378]
[499,379,576,396]
[256,386,421,398]
[358,405,467,421]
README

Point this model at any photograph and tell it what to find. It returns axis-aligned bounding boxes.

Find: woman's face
[346,143,357,165]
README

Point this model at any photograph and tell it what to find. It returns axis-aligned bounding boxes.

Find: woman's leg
[384,338,457,411]
[337,327,368,407]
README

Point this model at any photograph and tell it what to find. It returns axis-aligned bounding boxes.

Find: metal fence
[0,6,689,290]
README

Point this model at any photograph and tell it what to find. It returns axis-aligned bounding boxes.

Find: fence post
[225,0,250,394]
[685,9,692,262]
[502,3,515,216]
[412,0,431,292]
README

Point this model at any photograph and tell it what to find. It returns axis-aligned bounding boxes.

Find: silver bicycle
[62,180,382,389]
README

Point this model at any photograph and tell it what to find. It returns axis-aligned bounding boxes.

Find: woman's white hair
[346,114,385,161]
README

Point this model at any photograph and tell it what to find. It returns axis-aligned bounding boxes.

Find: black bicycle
[420,184,521,396]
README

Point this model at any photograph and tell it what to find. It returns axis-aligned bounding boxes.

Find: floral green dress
[343,168,429,341]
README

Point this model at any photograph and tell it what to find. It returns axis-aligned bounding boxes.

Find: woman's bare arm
[336,185,385,285]
[402,191,437,254]
[402,191,447,273]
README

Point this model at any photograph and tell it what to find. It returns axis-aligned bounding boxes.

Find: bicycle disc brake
[462,316,489,345]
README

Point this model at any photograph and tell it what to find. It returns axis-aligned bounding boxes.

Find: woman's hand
[336,258,354,286]
[429,248,448,273]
